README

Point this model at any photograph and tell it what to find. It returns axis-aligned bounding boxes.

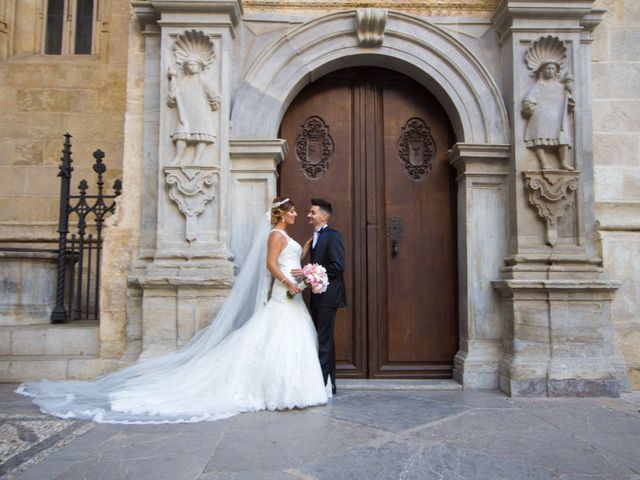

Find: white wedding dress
[17,217,328,423]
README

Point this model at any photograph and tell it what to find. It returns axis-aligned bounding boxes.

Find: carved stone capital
[522,170,580,247]
[356,8,387,48]
[164,166,218,242]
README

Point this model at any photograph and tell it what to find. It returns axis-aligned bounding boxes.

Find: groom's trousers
[313,306,337,388]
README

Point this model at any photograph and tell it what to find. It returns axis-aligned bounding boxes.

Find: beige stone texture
[593,133,640,168]
[99,309,127,359]
[94,15,146,362]
[592,1,640,390]
[0,0,132,379]
[592,63,640,99]
[599,231,640,388]
[243,0,498,16]
[0,328,11,355]
[0,0,130,234]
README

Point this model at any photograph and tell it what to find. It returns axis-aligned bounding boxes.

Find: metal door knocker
[386,216,404,257]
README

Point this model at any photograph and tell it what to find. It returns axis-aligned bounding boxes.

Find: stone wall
[592,0,640,388]
[0,0,133,373]
[0,0,130,241]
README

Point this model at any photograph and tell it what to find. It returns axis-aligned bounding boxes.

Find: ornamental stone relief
[521,36,575,171]
[164,166,218,242]
[167,30,221,167]
[522,170,580,247]
[521,36,579,247]
[356,8,387,47]
[165,30,222,243]
[397,117,436,181]
[295,116,335,180]
[243,1,497,15]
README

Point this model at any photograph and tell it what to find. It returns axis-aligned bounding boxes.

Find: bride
[17,197,329,423]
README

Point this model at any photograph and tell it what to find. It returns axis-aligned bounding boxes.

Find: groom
[295,198,346,395]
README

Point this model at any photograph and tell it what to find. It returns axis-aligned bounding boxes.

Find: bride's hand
[284,279,300,296]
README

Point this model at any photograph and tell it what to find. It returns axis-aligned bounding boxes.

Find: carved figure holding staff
[521,36,575,171]
[167,30,221,166]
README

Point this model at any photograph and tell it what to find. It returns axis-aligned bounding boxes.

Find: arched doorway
[278,67,457,378]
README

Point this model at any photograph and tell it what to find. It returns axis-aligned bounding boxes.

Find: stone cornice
[448,143,511,174]
[492,0,599,36]
[229,139,288,166]
[131,0,243,27]
[493,279,619,294]
[243,1,498,15]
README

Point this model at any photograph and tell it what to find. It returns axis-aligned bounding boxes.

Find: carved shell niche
[174,30,215,69]
[524,36,567,74]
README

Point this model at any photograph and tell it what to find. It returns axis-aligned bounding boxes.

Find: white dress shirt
[312,224,327,249]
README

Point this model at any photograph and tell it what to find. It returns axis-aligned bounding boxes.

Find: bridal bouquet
[287,263,329,299]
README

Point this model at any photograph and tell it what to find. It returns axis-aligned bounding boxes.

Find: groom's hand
[291,268,304,280]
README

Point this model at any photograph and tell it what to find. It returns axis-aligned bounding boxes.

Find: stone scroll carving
[295,116,335,180]
[521,36,575,171]
[522,170,580,246]
[167,30,221,166]
[164,166,218,242]
[356,8,387,47]
[397,117,436,181]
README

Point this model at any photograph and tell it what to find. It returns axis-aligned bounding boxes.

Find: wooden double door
[279,68,457,378]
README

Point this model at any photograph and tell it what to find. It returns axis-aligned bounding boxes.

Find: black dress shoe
[331,384,337,395]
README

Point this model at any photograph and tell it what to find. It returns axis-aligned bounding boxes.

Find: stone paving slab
[0,384,638,480]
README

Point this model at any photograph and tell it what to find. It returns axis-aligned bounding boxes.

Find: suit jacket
[310,226,347,309]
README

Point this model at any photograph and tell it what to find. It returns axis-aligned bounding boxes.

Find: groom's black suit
[310,225,347,391]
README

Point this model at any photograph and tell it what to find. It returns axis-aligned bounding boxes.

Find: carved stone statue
[521,36,575,171]
[167,30,221,166]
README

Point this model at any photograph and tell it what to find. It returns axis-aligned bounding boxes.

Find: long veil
[17,212,274,423]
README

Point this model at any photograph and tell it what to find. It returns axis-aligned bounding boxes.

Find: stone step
[0,322,100,357]
[0,354,112,382]
[336,379,463,391]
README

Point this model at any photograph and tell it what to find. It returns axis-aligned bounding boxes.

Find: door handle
[386,217,404,258]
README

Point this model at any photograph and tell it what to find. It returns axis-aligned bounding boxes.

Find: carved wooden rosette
[397,117,436,181]
[522,170,580,246]
[164,166,218,242]
[295,116,335,180]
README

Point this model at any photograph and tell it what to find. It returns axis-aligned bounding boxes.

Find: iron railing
[50,134,122,323]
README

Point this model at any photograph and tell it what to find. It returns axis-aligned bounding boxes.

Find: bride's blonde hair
[270,197,295,225]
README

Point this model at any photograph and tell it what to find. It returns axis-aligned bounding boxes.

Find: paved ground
[1,382,640,480]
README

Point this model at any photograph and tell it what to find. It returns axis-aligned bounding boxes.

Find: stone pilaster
[491,0,627,395]
[130,0,242,358]
[229,139,287,266]
[449,143,510,389]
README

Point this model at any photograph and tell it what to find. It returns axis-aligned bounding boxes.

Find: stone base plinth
[129,257,234,359]
[493,278,628,397]
[453,340,502,389]
[500,377,622,398]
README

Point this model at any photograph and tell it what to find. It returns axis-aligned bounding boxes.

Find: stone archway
[231,10,509,145]
[228,9,512,388]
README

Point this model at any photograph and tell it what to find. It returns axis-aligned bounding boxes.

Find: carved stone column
[130,0,242,358]
[492,0,627,396]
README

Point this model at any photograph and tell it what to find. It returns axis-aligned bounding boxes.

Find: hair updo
[270,197,295,225]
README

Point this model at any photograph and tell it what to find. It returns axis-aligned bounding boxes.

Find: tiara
[271,198,290,209]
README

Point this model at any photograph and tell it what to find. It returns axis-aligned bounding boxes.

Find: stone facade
[0,0,638,394]
[592,0,640,389]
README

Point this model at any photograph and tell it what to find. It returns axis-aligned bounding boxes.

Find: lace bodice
[270,229,303,301]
